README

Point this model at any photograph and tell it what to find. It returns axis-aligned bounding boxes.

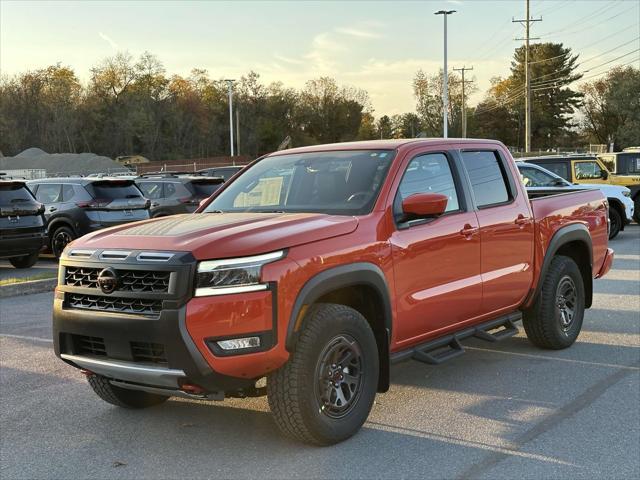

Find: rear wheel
[87,375,170,408]
[523,255,585,349]
[51,226,75,258]
[9,252,39,269]
[608,207,622,239]
[267,303,378,445]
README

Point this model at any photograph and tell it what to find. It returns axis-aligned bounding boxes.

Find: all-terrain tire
[9,252,39,269]
[523,255,585,350]
[87,375,170,408]
[267,303,379,445]
[608,206,622,240]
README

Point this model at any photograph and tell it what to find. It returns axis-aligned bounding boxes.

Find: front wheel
[51,226,75,258]
[608,207,622,240]
[267,303,379,445]
[9,252,39,269]
[523,255,585,349]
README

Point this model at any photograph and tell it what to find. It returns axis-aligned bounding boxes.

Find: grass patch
[0,271,57,286]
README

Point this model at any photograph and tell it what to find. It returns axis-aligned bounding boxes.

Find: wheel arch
[285,262,392,393]
[47,217,76,237]
[607,197,626,231]
[533,223,593,309]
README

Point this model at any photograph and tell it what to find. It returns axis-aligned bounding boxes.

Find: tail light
[76,198,112,208]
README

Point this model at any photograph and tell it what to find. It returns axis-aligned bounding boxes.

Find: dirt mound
[0,149,126,176]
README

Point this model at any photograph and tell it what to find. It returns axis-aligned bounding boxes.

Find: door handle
[515,214,531,227]
[48,206,57,212]
[460,224,479,238]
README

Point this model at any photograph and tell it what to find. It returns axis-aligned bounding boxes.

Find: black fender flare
[285,262,393,392]
[285,262,392,350]
[529,223,593,309]
[47,217,76,238]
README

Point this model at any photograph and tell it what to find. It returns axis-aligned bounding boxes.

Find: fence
[134,156,253,175]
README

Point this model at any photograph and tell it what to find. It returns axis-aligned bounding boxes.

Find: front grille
[73,335,106,356]
[66,293,162,316]
[131,342,168,365]
[65,266,170,293]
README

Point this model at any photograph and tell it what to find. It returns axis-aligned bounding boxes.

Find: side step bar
[390,312,522,365]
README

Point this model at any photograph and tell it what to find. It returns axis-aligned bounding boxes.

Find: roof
[272,138,505,155]
[27,177,135,184]
[522,154,596,161]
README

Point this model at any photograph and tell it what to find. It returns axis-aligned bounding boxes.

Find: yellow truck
[525,154,640,223]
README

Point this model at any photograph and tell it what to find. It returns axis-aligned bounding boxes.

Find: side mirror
[401,193,448,219]
[601,169,609,180]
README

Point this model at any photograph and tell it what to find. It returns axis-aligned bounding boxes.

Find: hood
[574,183,631,196]
[72,212,358,259]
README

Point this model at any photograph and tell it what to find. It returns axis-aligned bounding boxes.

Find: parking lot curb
[0,278,57,298]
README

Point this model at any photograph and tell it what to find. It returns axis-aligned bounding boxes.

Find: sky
[1,0,639,116]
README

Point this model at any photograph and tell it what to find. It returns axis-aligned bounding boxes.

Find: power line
[541,2,638,39]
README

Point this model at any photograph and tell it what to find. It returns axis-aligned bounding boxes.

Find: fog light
[217,336,261,351]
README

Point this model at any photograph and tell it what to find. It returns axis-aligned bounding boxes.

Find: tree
[513,43,582,149]
[413,69,476,137]
[472,77,522,146]
[580,66,640,150]
[376,115,392,139]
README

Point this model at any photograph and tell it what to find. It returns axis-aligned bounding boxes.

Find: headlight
[195,250,284,297]
[622,190,631,197]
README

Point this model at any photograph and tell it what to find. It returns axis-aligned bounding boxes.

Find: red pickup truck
[53,139,613,445]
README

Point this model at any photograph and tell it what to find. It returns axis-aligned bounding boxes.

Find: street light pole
[225,79,235,157]
[435,10,456,138]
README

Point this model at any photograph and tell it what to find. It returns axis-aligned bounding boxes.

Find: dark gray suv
[135,174,224,217]
[27,178,150,257]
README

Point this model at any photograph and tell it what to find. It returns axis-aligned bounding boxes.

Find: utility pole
[435,10,456,138]
[236,109,240,158]
[225,79,235,157]
[453,66,473,138]
[513,0,541,153]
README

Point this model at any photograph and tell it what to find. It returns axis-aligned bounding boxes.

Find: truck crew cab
[52,139,613,445]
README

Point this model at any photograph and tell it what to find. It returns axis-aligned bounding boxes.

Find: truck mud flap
[391,312,522,365]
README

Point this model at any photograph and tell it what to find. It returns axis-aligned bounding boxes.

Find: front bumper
[53,248,289,394]
[53,297,257,393]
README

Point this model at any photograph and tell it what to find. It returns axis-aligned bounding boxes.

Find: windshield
[204,150,394,215]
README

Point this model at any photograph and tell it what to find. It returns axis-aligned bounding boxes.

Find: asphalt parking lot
[1,227,638,479]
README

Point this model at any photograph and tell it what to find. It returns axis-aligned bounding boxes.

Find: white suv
[517,161,634,239]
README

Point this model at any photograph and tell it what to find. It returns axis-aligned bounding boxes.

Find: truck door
[459,150,534,314]
[390,151,482,347]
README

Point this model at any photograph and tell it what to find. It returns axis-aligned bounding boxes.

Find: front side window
[35,184,62,203]
[396,153,460,213]
[461,151,510,208]
[204,150,394,215]
[574,161,604,180]
[518,165,565,187]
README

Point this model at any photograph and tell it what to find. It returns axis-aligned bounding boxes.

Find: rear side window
[35,184,62,203]
[397,153,460,212]
[87,182,143,200]
[62,184,75,201]
[461,151,510,208]
[0,183,36,206]
[534,161,570,180]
